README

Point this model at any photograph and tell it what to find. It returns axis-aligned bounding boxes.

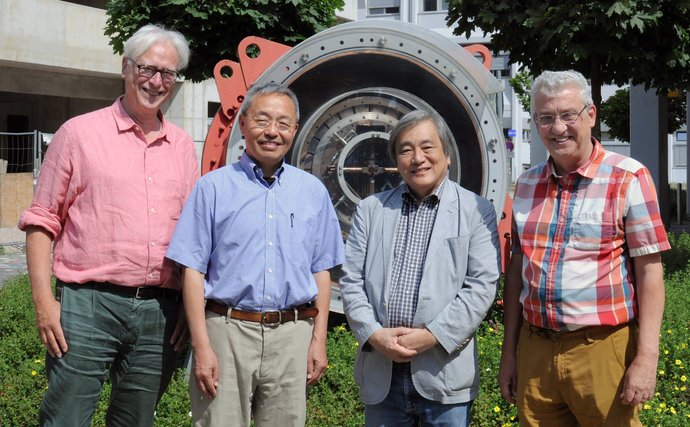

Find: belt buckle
[135,287,145,299]
[261,310,282,326]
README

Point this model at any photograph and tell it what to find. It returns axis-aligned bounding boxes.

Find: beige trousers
[190,310,313,427]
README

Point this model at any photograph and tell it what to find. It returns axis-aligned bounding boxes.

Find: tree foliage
[447,0,690,136]
[105,0,345,82]
[601,88,687,142]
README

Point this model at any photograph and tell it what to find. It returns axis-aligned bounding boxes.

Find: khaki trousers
[517,321,641,426]
[191,309,313,427]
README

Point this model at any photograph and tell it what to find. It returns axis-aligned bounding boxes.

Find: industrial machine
[202,20,511,313]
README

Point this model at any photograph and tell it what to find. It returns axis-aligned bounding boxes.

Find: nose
[263,121,279,136]
[147,71,164,86]
[550,117,568,133]
[412,147,425,163]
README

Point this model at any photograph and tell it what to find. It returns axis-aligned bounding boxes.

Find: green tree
[601,88,687,142]
[447,0,690,137]
[105,0,345,82]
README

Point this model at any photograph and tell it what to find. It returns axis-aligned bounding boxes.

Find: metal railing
[0,131,51,188]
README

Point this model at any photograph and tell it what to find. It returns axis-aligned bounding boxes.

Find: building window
[674,144,687,167]
[677,131,687,142]
[422,0,449,12]
[369,0,400,15]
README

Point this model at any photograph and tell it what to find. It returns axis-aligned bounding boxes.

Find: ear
[121,57,129,79]
[586,104,597,128]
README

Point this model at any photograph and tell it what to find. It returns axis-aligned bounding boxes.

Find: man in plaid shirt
[498,70,670,426]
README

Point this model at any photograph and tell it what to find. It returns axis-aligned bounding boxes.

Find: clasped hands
[367,327,438,363]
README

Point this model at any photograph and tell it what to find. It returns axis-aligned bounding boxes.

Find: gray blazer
[340,181,500,405]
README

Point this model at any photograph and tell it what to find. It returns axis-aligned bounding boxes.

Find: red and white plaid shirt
[512,139,670,331]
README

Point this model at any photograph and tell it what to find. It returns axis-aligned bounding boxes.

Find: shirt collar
[239,151,286,185]
[545,137,603,180]
[402,177,446,204]
[112,96,170,144]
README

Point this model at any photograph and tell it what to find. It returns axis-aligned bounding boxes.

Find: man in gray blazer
[340,109,501,426]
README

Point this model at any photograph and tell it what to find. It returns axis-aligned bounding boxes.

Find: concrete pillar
[686,91,690,220]
[630,85,670,227]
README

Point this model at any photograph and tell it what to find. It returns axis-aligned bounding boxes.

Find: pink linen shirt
[512,140,670,331]
[18,97,199,289]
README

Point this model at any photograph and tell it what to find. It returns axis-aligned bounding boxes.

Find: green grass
[1,233,689,426]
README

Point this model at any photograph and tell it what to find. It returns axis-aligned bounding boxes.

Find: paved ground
[0,227,27,286]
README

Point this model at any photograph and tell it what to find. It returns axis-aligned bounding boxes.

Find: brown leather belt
[527,322,629,340]
[205,299,319,326]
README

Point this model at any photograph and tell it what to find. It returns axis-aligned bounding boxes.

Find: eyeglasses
[535,104,590,127]
[248,116,294,133]
[128,58,178,83]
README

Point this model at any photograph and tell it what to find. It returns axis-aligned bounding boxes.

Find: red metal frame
[201,37,512,270]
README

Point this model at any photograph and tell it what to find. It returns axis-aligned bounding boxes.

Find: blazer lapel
[382,186,403,303]
[424,182,459,272]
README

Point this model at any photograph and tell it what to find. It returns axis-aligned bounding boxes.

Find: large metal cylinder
[226,20,508,239]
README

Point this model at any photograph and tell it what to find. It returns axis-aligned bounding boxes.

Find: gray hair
[388,109,453,166]
[530,70,593,114]
[239,82,300,122]
[123,24,190,70]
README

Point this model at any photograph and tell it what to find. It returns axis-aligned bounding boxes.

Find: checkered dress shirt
[388,179,446,328]
[512,140,670,331]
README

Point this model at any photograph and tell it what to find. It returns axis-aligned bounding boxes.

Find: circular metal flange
[227,20,507,235]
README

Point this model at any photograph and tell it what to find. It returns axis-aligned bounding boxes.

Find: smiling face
[238,93,298,177]
[121,41,179,121]
[534,85,596,175]
[395,119,451,201]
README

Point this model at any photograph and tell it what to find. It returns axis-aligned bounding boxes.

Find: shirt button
[268,242,273,246]
[147,176,152,181]
[268,214,273,219]
[547,303,553,308]
[266,296,271,300]
[151,242,156,247]
[268,268,273,273]
[148,273,153,278]
[150,208,156,213]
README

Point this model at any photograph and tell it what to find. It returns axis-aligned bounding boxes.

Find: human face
[395,120,451,201]
[238,93,298,177]
[121,42,179,121]
[534,86,596,175]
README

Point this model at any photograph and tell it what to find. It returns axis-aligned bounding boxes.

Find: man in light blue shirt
[166,82,344,427]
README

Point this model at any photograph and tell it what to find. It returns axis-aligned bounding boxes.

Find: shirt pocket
[569,211,617,250]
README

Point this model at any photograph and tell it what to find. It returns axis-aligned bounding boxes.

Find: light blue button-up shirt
[166,152,344,311]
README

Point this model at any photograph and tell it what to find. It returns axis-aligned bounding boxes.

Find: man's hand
[368,327,417,362]
[620,353,658,406]
[193,345,219,398]
[170,303,189,351]
[34,296,68,358]
[498,352,518,405]
[397,328,438,354]
[306,338,327,386]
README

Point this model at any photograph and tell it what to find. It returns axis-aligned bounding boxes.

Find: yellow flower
[676,360,682,366]
[493,406,501,413]
[681,386,687,391]
[667,329,672,334]
[660,403,666,408]
[671,407,677,415]
[659,370,665,375]
[338,325,344,331]
[664,350,669,355]
[681,375,687,382]
[31,371,36,376]
[644,404,651,410]
[34,359,41,363]
[489,327,494,332]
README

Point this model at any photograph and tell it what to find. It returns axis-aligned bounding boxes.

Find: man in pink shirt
[18,24,199,426]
